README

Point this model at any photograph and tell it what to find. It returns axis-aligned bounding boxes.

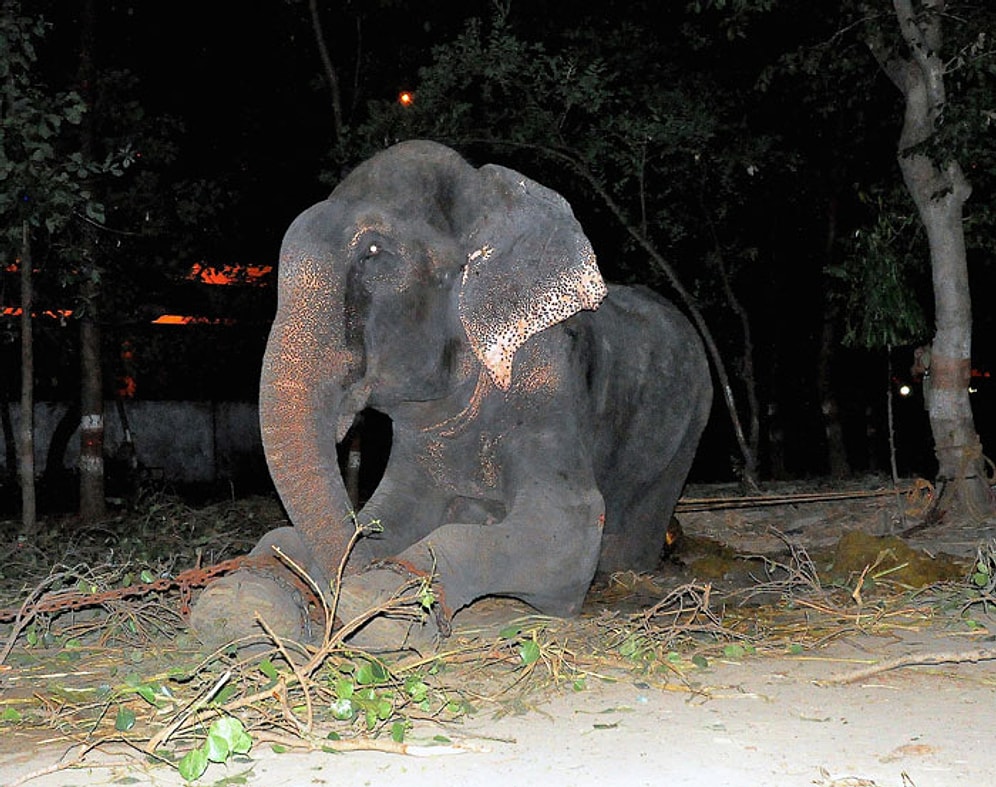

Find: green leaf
[270,744,288,754]
[973,572,989,587]
[391,721,406,743]
[213,684,238,705]
[404,675,428,702]
[786,643,804,655]
[619,634,642,658]
[331,698,355,720]
[140,570,155,583]
[336,678,355,700]
[233,731,252,755]
[205,717,250,762]
[723,644,746,659]
[115,707,136,732]
[205,731,231,763]
[2,707,22,723]
[356,660,389,686]
[136,685,157,705]
[519,639,541,666]
[259,659,278,680]
[178,747,208,781]
[691,654,709,669]
[498,625,522,639]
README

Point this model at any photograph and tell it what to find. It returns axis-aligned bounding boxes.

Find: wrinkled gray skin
[194,141,711,645]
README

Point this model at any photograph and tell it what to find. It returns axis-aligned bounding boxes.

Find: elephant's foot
[334,569,440,654]
[189,569,317,651]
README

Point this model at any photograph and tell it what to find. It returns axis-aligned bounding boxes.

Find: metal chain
[0,554,273,624]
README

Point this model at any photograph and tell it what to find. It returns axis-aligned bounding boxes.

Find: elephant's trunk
[259,222,363,582]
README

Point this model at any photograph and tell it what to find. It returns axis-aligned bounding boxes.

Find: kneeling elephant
[191,140,712,650]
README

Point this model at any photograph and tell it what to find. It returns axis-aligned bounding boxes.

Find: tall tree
[18,221,35,531]
[866,0,992,519]
[76,0,105,521]
[1,1,88,531]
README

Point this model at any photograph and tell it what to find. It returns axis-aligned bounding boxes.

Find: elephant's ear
[458,164,607,391]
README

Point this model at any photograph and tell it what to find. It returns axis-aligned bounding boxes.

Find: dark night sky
[117,4,336,260]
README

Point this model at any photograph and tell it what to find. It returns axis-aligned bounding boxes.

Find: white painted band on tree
[79,455,104,472]
[80,414,103,431]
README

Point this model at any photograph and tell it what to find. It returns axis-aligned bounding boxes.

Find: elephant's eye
[359,243,382,262]
[359,243,381,263]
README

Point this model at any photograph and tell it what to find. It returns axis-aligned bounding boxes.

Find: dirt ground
[2,477,995,787]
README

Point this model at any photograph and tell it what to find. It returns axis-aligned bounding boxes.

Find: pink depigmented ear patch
[462,249,607,391]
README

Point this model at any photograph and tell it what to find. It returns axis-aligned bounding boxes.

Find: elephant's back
[575,282,712,474]
[583,284,709,400]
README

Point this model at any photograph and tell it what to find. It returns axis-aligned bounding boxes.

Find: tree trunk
[18,221,37,535]
[78,0,105,522]
[877,0,990,520]
[308,0,344,142]
[79,297,105,522]
[817,197,850,478]
[696,178,762,486]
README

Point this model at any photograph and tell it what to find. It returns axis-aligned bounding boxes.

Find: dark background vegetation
[2,0,994,499]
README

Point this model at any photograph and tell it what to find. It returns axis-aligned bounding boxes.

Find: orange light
[151,314,237,326]
[398,91,414,107]
[116,375,137,398]
[1,307,73,319]
[186,262,273,286]
[152,314,188,325]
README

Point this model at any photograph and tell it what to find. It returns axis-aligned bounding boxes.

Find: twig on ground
[145,669,232,753]
[737,528,822,604]
[818,646,996,685]
[0,567,80,665]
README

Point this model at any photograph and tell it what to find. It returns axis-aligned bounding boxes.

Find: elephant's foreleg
[395,487,606,617]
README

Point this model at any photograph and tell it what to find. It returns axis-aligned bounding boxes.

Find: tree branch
[308,0,344,141]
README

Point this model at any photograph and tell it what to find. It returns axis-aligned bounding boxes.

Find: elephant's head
[259,140,606,575]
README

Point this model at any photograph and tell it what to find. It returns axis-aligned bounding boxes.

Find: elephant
[190,140,712,651]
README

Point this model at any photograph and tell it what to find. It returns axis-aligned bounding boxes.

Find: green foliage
[828,187,928,350]
[0,4,99,247]
[177,716,252,782]
[326,656,456,735]
[331,7,772,288]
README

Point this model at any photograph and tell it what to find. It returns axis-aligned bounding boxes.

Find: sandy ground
[2,480,995,786]
[3,624,993,786]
